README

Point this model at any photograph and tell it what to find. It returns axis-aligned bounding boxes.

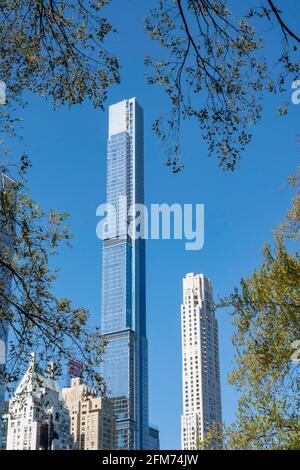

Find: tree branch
[267,0,300,44]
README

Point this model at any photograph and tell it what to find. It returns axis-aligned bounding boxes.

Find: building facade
[62,377,115,450]
[181,273,222,450]
[6,353,73,450]
[100,98,150,449]
[0,173,16,445]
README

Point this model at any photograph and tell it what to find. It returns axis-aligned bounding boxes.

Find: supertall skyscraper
[100,98,150,450]
[0,173,16,446]
[181,273,222,449]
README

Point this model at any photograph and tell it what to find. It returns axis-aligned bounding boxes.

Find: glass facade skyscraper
[0,173,16,446]
[101,98,150,450]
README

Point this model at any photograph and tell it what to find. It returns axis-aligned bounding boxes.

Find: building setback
[6,353,73,450]
[148,425,160,450]
[181,273,222,449]
[62,377,115,450]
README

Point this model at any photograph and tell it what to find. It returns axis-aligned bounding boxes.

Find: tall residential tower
[100,98,153,450]
[181,273,222,449]
[0,173,16,446]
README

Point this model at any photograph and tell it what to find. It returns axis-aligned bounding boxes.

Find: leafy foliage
[220,168,300,449]
[0,1,119,396]
[0,0,119,108]
[0,162,106,395]
[276,166,300,241]
[195,423,224,450]
[145,0,300,171]
[0,0,120,149]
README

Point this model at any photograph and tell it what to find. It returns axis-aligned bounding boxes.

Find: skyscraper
[181,273,222,449]
[100,98,150,450]
[148,425,160,450]
[0,173,16,446]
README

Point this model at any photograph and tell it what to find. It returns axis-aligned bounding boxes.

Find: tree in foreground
[1,1,299,173]
[195,169,299,450]
[0,163,106,395]
[0,0,119,109]
[0,1,118,393]
[0,0,120,151]
[221,168,300,449]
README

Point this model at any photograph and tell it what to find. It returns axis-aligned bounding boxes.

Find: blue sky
[7,0,300,449]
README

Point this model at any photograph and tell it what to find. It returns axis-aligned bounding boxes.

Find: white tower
[0,173,16,446]
[6,353,73,450]
[181,273,222,450]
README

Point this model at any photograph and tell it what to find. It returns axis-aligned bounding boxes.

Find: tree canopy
[221,168,300,449]
[145,0,300,171]
[1,1,299,170]
[0,163,106,394]
[0,0,119,108]
[0,1,119,391]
